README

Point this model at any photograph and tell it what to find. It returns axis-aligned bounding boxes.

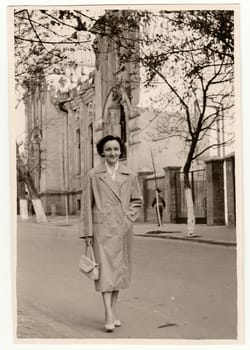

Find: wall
[24,75,95,216]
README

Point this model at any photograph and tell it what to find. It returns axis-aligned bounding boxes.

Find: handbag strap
[85,245,96,264]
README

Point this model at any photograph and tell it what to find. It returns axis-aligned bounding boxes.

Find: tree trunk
[16,145,47,223]
[24,173,47,223]
[31,198,47,223]
[184,172,195,236]
[19,199,29,220]
[18,163,47,222]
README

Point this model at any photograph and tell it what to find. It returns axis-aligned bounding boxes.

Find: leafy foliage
[14,9,99,92]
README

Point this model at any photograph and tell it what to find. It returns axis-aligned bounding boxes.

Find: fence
[144,169,207,224]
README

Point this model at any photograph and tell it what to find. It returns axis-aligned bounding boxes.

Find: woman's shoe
[114,319,122,327]
[105,323,115,332]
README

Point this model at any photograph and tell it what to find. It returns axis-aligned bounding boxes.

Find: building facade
[23,72,95,216]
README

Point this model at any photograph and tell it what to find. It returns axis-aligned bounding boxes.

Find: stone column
[163,166,181,223]
[137,168,153,222]
[206,159,225,225]
[78,98,90,174]
[225,155,235,225]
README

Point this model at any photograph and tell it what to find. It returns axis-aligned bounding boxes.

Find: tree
[14,8,106,93]
[16,142,47,222]
[14,8,100,219]
[93,9,234,234]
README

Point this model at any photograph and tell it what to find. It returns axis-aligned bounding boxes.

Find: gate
[175,169,207,224]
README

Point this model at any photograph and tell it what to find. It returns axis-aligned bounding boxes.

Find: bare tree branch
[192,136,235,160]
[15,35,91,45]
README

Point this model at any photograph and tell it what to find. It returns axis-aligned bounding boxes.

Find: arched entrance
[101,87,131,159]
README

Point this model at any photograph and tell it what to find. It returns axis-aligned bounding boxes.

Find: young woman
[79,135,143,332]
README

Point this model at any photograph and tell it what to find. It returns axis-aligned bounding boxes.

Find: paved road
[16,220,238,340]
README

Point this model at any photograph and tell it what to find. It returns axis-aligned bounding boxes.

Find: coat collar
[95,161,130,175]
[95,161,130,201]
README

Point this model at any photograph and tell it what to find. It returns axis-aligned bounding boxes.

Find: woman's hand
[85,236,94,247]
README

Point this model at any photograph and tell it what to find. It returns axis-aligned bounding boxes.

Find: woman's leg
[102,291,114,329]
[111,290,121,326]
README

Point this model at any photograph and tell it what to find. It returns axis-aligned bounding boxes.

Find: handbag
[79,244,99,281]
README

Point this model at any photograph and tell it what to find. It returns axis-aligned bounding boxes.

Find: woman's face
[103,140,121,165]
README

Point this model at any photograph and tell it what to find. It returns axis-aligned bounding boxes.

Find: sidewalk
[24,215,237,247]
[133,222,237,247]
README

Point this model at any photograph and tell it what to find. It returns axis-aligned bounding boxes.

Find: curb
[20,220,236,247]
[134,233,236,247]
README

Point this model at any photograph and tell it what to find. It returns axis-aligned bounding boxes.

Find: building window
[76,128,81,174]
[120,104,127,158]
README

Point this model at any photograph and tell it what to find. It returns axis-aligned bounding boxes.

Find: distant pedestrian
[26,191,34,216]
[152,188,166,226]
[79,135,143,332]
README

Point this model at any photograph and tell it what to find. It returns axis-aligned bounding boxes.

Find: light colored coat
[79,162,143,292]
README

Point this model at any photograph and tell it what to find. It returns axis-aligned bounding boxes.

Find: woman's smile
[103,140,121,165]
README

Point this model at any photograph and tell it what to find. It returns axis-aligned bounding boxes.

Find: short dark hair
[96,135,125,158]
